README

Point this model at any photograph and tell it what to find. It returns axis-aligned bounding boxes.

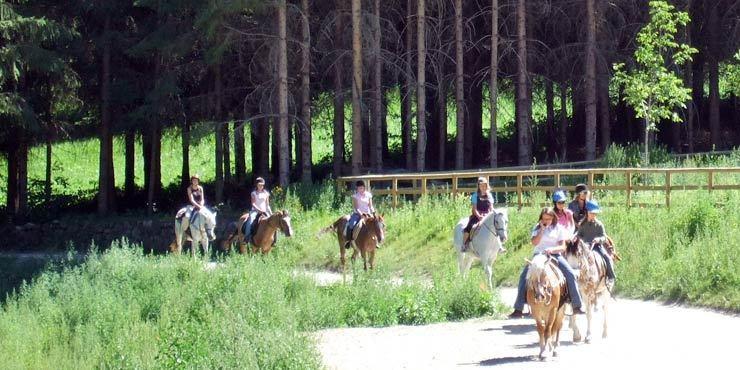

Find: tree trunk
[403,0,414,170]
[333,1,345,178]
[126,130,137,198]
[277,0,290,186]
[489,0,499,168]
[17,140,28,219]
[559,83,568,161]
[142,129,151,199]
[7,139,19,218]
[371,0,383,171]
[708,56,721,149]
[382,89,389,162]
[437,81,447,170]
[454,0,465,169]
[252,118,270,178]
[300,0,312,183]
[234,121,246,185]
[98,14,115,215]
[45,137,52,204]
[214,66,224,204]
[516,0,531,165]
[644,116,650,165]
[223,120,231,184]
[598,72,611,153]
[584,0,597,161]
[146,123,161,214]
[545,79,554,159]
[351,0,363,175]
[416,0,427,171]
[689,0,704,134]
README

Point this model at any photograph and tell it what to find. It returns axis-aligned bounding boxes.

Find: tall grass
[0,240,505,369]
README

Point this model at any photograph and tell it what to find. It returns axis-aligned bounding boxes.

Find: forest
[1,0,739,219]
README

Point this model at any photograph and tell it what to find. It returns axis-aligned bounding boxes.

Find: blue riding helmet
[586,200,601,213]
[552,191,567,203]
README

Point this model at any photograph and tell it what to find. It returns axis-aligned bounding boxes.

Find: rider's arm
[188,187,200,209]
[266,195,273,214]
[368,197,375,214]
[546,240,567,254]
[592,222,608,244]
[471,193,482,218]
[198,186,205,207]
[251,192,258,210]
[531,224,546,246]
[352,194,360,214]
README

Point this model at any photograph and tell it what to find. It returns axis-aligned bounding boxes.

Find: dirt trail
[316,287,739,369]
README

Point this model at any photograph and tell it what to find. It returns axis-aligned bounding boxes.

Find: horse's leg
[585,297,593,343]
[536,321,547,360]
[360,249,368,271]
[483,259,494,293]
[570,307,582,342]
[552,306,565,357]
[456,251,466,275]
[461,254,474,279]
[602,294,609,339]
[370,249,375,270]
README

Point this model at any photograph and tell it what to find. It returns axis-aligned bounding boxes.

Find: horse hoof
[585,336,592,344]
[552,351,558,357]
[573,335,582,343]
[602,333,608,339]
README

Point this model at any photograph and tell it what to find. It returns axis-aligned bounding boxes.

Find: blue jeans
[346,212,362,240]
[593,244,616,280]
[243,210,260,238]
[514,253,583,311]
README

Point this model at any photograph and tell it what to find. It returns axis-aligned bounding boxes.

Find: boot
[508,309,524,319]
[462,232,470,252]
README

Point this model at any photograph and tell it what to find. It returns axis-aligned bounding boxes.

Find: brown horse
[526,254,567,360]
[318,213,385,273]
[566,238,610,343]
[221,210,293,255]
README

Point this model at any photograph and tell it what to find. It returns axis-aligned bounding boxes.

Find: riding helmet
[585,200,601,213]
[575,183,590,194]
[552,191,567,203]
[255,177,265,185]
[356,180,366,187]
[477,177,489,184]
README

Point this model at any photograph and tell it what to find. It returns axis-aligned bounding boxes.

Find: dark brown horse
[526,254,567,360]
[221,211,293,255]
[318,213,385,274]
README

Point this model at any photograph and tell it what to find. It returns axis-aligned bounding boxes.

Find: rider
[185,174,205,225]
[462,177,504,253]
[509,207,586,318]
[243,177,273,242]
[574,200,616,290]
[344,180,376,249]
[568,183,590,227]
[553,190,575,240]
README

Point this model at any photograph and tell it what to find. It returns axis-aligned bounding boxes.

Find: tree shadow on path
[481,324,534,335]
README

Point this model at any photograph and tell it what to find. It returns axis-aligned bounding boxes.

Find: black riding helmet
[356,180,366,188]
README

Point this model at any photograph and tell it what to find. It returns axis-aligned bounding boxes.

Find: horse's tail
[316,217,345,239]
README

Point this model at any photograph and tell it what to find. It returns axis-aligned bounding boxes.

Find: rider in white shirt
[344,180,376,249]
[243,177,272,241]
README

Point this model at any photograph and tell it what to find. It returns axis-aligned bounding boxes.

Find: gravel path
[316,288,739,369]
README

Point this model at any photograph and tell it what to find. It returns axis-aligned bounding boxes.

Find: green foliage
[613,1,697,164]
[601,143,672,168]
[720,50,740,98]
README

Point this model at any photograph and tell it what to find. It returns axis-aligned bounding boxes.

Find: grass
[0,239,506,369]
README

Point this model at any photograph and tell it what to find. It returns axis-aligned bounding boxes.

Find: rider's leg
[554,254,584,313]
[462,215,477,251]
[595,244,616,283]
[244,211,258,239]
[509,265,529,318]
[345,213,361,248]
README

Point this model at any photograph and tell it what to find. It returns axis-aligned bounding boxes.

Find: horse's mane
[526,255,565,290]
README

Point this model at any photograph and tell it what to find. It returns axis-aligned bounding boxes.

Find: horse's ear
[282,209,289,217]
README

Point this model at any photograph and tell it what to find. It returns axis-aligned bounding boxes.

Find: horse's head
[365,213,385,244]
[274,210,293,237]
[197,208,218,241]
[526,254,555,304]
[493,209,509,243]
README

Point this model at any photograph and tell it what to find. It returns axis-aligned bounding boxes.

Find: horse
[221,211,293,255]
[318,213,385,273]
[566,238,610,343]
[526,253,567,360]
[171,207,217,258]
[452,209,508,292]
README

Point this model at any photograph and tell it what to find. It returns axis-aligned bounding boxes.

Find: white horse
[566,239,610,343]
[452,209,509,291]
[172,207,217,258]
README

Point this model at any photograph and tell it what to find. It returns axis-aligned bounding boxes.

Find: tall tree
[333,0,345,178]
[613,0,697,164]
[214,65,224,203]
[516,0,532,165]
[277,0,290,186]
[97,14,115,215]
[454,0,465,169]
[300,0,312,183]
[371,0,383,171]
[416,0,427,171]
[351,0,363,174]
[584,0,597,160]
[489,0,499,168]
[402,0,414,169]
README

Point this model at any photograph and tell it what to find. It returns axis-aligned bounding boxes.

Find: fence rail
[337,167,740,209]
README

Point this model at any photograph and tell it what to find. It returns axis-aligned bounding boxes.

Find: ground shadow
[514,340,577,349]
[476,355,537,366]
[481,324,534,335]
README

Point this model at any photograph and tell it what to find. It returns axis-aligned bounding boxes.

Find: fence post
[517,174,523,210]
[392,178,398,208]
[665,171,672,208]
[625,171,632,208]
[708,170,714,192]
[452,176,458,197]
[555,173,561,188]
[421,176,427,198]
[588,171,595,190]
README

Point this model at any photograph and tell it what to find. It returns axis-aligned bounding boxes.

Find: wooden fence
[337,167,740,209]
